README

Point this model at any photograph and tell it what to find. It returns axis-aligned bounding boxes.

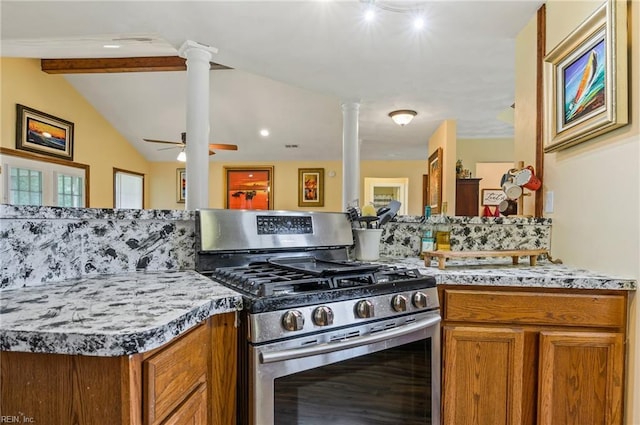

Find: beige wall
[428,120,457,213]
[516,1,639,423]
[149,160,427,215]
[457,138,515,177]
[0,58,151,208]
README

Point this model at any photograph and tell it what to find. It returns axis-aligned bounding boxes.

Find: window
[9,167,43,205]
[114,168,144,209]
[57,174,84,207]
[1,151,87,207]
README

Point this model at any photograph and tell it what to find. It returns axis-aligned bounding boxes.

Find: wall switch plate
[545,191,554,214]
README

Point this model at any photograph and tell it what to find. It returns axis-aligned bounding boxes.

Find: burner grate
[208,261,430,298]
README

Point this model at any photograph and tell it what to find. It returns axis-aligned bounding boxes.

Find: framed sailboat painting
[544,0,628,152]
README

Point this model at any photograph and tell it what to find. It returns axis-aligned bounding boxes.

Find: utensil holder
[353,229,383,261]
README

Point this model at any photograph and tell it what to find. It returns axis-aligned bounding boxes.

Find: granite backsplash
[1,205,551,289]
[380,215,552,258]
[1,205,195,289]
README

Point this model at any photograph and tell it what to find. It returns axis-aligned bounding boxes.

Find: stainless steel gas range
[196,209,440,425]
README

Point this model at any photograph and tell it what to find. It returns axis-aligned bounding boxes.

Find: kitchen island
[0,270,243,425]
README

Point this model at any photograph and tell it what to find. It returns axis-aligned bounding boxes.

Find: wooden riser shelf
[423,249,548,270]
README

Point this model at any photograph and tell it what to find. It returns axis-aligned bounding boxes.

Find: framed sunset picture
[224,166,274,210]
[16,104,74,160]
[544,0,628,152]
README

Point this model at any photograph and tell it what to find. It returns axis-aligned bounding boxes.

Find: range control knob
[281,310,305,332]
[412,292,429,309]
[391,295,408,312]
[312,306,334,326]
[355,300,375,319]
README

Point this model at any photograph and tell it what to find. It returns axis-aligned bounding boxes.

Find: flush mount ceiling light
[360,0,427,29]
[388,110,417,126]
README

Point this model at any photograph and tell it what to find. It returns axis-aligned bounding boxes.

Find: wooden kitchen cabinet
[439,286,627,425]
[0,312,237,425]
[143,321,209,425]
[443,326,524,425]
[162,384,208,425]
[455,178,481,216]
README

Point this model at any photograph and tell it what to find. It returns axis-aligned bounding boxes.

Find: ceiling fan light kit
[389,109,417,126]
[176,150,186,162]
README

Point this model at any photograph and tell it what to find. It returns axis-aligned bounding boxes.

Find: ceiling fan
[143,132,238,157]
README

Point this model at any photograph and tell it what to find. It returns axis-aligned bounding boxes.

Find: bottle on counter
[421,228,435,255]
[435,202,451,251]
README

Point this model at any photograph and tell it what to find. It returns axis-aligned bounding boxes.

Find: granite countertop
[0,271,242,356]
[381,257,637,291]
[1,259,635,357]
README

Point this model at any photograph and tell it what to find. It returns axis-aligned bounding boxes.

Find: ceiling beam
[41,56,231,74]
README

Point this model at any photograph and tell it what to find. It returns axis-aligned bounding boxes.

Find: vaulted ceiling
[1,1,543,162]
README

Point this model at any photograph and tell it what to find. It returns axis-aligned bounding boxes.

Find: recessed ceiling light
[364,8,376,22]
[413,17,425,30]
[103,44,121,49]
[260,129,270,137]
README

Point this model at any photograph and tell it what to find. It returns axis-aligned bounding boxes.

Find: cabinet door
[144,324,209,424]
[162,384,208,425]
[443,326,524,425]
[538,331,624,425]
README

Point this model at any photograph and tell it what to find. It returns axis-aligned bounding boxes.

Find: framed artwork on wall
[224,166,274,210]
[15,104,74,160]
[427,147,443,215]
[298,168,324,207]
[543,0,628,152]
[176,168,186,203]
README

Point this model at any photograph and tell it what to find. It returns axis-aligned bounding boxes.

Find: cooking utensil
[357,215,380,229]
[377,200,401,226]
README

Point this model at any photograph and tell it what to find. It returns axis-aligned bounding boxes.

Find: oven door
[250,313,440,425]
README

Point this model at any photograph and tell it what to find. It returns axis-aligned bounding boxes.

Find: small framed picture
[481,189,507,206]
[298,168,324,208]
[427,148,443,214]
[16,104,74,160]
[176,168,186,203]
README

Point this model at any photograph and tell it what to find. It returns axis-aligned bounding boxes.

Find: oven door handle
[260,315,440,364]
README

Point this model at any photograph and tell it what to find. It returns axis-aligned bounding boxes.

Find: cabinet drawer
[442,289,626,328]
[144,324,209,425]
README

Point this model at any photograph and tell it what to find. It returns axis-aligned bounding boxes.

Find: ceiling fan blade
[209,143,238,151]
[143,138,184,145]
[157,146,179,151]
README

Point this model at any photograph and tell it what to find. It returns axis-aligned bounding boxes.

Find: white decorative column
[178,40,218,210]
[341,101,360,210]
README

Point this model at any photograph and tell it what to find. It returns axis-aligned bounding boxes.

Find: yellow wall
[0,58,151,208]
[516,1,639,423]
[149,160,427,215]
[457,138,514,176]
[515,14,539,216]
[428,120,457,213]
